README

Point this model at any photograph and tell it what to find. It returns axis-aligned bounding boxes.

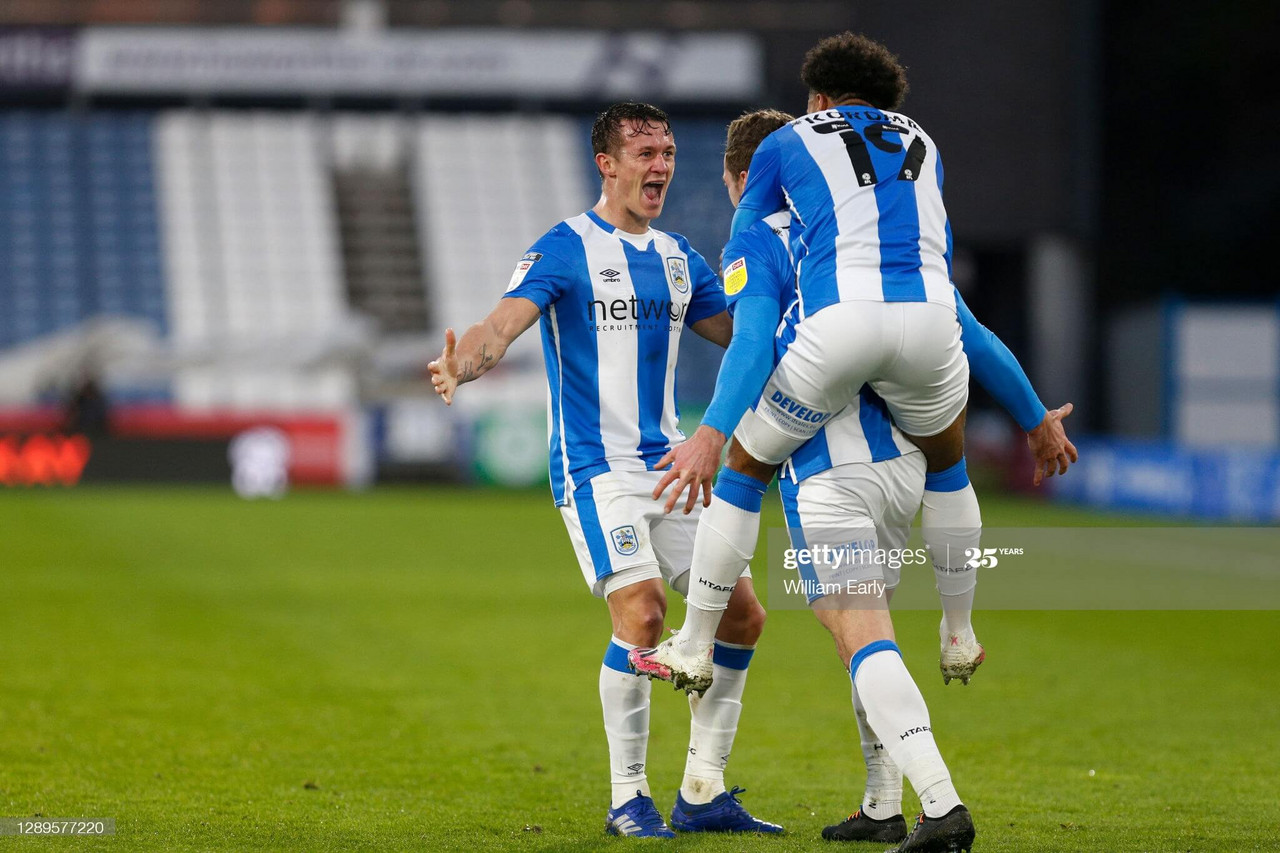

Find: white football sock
[682,642,754,804]
[938,587,976,641]
[600,636,652,808]
[851,679,903,819]
[680,500,760,650]
[853,646,963,818]
[922,475,981,641]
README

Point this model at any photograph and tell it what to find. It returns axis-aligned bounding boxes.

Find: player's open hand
[652,425,726,514]
[1027,402,1078,486]
[428,328,459,406]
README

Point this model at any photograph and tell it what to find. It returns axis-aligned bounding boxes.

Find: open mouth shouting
[642,180,666,204]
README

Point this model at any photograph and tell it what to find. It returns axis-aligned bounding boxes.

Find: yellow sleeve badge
[723,257,748,296]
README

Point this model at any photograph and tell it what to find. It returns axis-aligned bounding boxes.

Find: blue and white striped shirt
[504,210,725,505]
[708,210,918,481]
[733,107,955,318]
[713,210,1043,485]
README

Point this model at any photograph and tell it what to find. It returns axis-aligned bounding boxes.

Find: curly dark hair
[724,108,794,177]
[590,102,672,179]
[801,32,909,110]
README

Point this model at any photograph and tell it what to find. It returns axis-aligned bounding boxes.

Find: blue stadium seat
[0,111,170,351]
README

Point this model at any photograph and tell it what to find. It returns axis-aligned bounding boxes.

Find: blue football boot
[670,786,784,834]
[605,790,677,838]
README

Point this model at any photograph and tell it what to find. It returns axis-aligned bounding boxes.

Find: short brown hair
[724,108,793,177]
[801,32,908,110]
[590,102,671,179]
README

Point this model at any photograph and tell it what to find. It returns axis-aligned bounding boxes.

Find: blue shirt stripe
[788,426,833,481]
[542,231,608,491]
[541,317,567,501]
[857,386,903,462]
[873,171,926,302]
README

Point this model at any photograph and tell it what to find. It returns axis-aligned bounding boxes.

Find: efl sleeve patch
[723,257,748,296]
[505,252,543,292]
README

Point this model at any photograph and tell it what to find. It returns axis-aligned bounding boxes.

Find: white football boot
[628,634,714,694]
[939,622,985,685]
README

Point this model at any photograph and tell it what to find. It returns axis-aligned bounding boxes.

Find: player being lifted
[428,103,782,838]
[631,34,1074,850]
[639,107,1071,848]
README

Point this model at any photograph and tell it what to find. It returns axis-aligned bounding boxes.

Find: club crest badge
[666,257,689,293]
[611,525,639,556]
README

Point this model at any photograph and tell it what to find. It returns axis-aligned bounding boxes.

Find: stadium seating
[0,112,165,350]
[415,114,590,366]
[0,109,737,414]
[154,111,352,410]
[330,114,429,334]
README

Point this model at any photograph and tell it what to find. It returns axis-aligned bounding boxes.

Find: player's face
[602,119,676,227]
[722,159,747,208]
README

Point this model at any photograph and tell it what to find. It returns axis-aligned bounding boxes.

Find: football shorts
[778,453,927,603]
[560,469,751,598]
[736,301,969,465]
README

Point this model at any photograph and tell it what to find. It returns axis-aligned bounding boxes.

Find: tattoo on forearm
[457,343,496,385]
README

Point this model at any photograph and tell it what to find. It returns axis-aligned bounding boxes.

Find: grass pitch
[2,487,1278,851]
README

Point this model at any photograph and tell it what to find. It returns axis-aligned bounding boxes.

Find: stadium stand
[414,114,590,367]
[0,109,736,416]
[330,114,429,335]
[154,111,352,411]
[0,112,165,351]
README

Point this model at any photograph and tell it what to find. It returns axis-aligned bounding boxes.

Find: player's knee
[609,579,667,646]
[623,602,666,647]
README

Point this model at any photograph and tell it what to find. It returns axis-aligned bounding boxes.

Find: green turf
[2,487,1278,851]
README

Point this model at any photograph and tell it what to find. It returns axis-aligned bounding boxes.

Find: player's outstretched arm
[1027,402,1078,486]
[428,297,540,405]
[953,288,1078,484]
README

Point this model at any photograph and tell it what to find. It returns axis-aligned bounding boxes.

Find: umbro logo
[599,268,621,282]
[626,762,645,773]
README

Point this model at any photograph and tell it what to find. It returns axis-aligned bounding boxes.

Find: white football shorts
[560,469,751,599]
[736,301,969,465]
[778,452,927,602]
